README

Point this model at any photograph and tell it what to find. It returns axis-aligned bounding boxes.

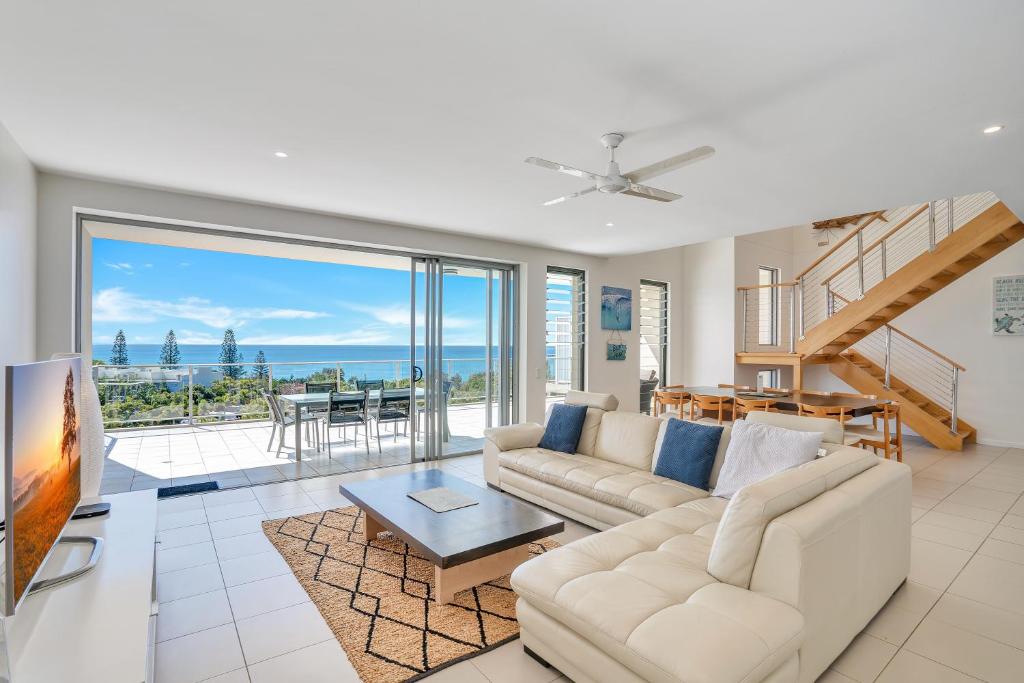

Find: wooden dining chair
[718,383,752,390]
[797,402,854,424]
[848,401,904,461]
[653,385,690,418]
[733,395,778,420]
[799,389,832,396]
[690,393,733,424]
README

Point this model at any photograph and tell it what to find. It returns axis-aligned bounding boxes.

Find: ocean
[95,344,505,381]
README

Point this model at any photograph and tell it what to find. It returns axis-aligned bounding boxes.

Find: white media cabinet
[5,490,158,682]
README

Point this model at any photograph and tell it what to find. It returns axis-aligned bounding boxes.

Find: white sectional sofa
[482,390,911,683]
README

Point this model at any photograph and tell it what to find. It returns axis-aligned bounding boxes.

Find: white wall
[35,172,702,423]
[0,122,36,367]
[680,237,736,386]
[0,120,37,513]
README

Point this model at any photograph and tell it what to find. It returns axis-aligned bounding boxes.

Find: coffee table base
[361,509,532,605]
[434,544,530,604]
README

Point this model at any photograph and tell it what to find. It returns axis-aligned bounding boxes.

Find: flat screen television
[3,357,82,615]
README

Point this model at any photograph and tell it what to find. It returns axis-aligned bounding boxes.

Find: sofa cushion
[653,419,723,490]
[498,449,707,516]
[746,410,844,444]
[538,403,588,453]
[707,448,879,588]
[711,420,823,499]
[576,407,604,457]
[594,412,662,470]
[654,419,733,489]
[566,389,619,411]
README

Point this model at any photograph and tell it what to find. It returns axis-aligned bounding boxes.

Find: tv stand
[6,491,158,682]
[26,536,104,598]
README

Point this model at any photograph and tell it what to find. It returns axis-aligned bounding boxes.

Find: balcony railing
[94,358,498,429]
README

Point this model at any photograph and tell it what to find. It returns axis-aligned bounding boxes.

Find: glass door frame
[409,256,518,463]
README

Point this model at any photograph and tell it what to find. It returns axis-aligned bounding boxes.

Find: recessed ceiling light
[983,125,1004,135]
[273,151,289,158]
[606,222,614,227]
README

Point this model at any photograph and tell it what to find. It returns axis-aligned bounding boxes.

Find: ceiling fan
[526,133,714,206]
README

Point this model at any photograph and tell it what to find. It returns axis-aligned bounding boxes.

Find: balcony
[95,359,507,495]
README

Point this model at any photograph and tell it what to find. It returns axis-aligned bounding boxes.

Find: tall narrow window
[639,280,669,384]
[758,265,780,346]
[546,267,586,398]
[756,368,780,389]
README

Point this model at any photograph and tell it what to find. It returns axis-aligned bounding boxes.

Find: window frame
[757,265,781,347]
[639,279,669,384]
[545,266,586,395]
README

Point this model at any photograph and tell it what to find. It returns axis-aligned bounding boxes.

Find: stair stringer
[829,353,975,451]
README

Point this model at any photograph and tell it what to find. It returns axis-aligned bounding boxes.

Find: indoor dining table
[277,388,425,459]
[678,386,881,418]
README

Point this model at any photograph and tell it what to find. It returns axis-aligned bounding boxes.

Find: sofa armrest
[484,422,545,451]
[483,423,544,487]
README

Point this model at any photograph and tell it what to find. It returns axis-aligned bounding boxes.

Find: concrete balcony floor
[100,402,494,495]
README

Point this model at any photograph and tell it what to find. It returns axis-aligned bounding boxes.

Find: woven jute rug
[262,506,559,683]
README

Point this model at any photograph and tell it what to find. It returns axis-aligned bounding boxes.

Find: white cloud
[175,330,224,345]
[105,262,135,274]
[238,331,393,346]
[92,287,331,329]
[339,302,476,329]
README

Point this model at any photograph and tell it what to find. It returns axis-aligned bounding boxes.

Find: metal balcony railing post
[928,201,937,252]
[268,364,273,392]
[950,367,959,434]
[880,239,888,279]
[826,282,834,317]
[947,197,954,236]
[741,291,748,352]
[188,365,194,425]
[883,327,892,389]
[789,286,796,353]
[856,230,866,298]
[798,276,805,339]
[336,362,341,390]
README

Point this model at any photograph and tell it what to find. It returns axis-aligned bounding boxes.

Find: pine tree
[110,329,129,365]
[253,349,269,381]
[219,329,245,379]
[160,329,181,367]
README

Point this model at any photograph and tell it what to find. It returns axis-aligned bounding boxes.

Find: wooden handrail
[736,281,798,291]
[831,292,966,371]
[795,212,886,280]
[821,204,929,285]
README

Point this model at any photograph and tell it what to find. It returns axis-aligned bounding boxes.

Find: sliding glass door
[410,258,516,462]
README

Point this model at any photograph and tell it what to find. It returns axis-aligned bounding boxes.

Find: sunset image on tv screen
[6,358,81,611]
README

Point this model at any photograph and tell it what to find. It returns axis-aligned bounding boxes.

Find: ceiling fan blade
[623,183,681,202]
[542,186,598,206]
[525,157,603,182]
[624,145,715,183]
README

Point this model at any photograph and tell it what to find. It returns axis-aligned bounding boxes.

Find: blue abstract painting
[601,286,632,330]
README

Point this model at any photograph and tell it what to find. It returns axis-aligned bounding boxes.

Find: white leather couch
[482,391,911,683]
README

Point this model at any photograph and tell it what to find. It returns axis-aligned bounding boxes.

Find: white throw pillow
[711,420,823,499]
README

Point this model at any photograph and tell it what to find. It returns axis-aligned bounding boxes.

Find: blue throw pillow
[653,418,724,490]
[538,403,589,454]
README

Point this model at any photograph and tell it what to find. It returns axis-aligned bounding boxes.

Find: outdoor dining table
[277,388,426,459]
[679,386,881,417]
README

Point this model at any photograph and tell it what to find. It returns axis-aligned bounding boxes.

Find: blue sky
[92,239,488,346]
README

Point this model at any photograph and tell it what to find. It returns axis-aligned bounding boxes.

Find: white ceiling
[2,1,1022,255]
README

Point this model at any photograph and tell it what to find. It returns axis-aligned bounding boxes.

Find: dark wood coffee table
[339,469,563,604]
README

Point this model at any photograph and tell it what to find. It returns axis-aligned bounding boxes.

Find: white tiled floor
[152,440,1024,683]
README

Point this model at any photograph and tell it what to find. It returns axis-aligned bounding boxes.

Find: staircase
[736,191,1024,450]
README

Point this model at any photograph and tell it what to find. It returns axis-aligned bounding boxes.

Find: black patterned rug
[262,506,558,683]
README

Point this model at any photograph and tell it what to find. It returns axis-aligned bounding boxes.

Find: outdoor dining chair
[324,387,374,456]
[262,389,320,457]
